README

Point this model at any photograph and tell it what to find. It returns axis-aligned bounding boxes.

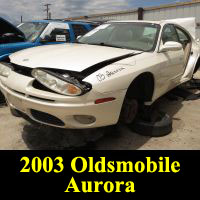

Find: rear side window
[49,28,70,42]
[71,24,88,38]
[162,24,179,44]
[175,26,191,48]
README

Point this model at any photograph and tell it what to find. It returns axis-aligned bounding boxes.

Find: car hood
[0,17,25,38]
[10,43,140,72]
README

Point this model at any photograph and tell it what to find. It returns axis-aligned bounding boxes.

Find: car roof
[108,20,161,24]
[107,18,196,39]
[27,20,96,25]
[108,18,195,26]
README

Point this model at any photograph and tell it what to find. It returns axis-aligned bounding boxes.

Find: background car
[0,17,99,62]
[0,17,100,102]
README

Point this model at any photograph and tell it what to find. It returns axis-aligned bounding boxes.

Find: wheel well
[193,57,200,74]
[126,72,155,102]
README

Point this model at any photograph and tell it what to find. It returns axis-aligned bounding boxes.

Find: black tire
[120,98,139,124]
[183,79,200,90]
[0,92,6,104]
[130,112,172,137]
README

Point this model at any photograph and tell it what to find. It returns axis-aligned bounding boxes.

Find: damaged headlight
[32,69,91,96]
[0,63,12,77]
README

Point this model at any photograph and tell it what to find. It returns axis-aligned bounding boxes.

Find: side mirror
[76,35,82,40]
[159,41,183,52]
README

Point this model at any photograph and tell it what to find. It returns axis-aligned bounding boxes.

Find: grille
[30,109,65,126]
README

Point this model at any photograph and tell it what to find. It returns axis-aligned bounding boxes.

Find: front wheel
[0,92,6,105]
[131,111,172,137]
[120,97,139,124]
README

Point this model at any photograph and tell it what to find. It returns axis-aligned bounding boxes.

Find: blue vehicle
[0,17,98,62]
[0,17,99,102]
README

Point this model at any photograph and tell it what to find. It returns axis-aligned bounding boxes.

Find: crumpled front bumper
[0,71,126,129]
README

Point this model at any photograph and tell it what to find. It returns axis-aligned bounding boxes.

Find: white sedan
[0,18,199,130]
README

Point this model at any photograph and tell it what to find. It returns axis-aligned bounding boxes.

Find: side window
[71,24,88,38]
[175,27,191,48]
[162,24,179,44]
[48,28,70,42]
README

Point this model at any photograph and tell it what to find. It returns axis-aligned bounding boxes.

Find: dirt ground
[1,77,200,150]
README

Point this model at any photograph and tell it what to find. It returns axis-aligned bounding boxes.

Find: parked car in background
[0,17,99,102]
[0,17,99,62]
[0,18,199,135]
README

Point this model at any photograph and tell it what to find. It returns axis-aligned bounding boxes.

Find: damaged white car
[0,18,200,134]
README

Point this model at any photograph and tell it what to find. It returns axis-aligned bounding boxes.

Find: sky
[0,0,192,24]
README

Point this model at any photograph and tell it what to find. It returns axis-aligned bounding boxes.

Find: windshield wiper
[76,42,126,49]
[99,43,127,49]
[91,42,129,49]
[76,41,145,52]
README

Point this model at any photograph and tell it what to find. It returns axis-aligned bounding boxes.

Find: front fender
[83,63,144,94]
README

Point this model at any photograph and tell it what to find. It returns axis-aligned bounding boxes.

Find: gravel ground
[1,78,200,150]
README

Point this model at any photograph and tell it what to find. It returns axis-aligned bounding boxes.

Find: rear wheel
[182,78,200,90]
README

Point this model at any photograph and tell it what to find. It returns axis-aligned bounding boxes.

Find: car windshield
[78,22,160,51]
[18,22,48,42]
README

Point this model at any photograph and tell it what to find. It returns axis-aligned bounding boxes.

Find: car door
[175,26,192,71]
[157,24,185,94]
